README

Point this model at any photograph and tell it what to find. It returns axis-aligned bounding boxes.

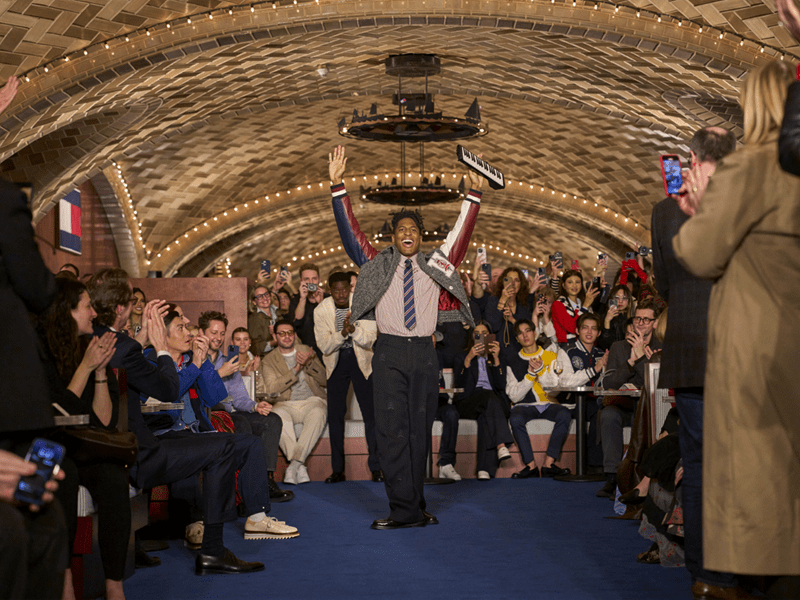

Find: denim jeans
[675,388,736,587]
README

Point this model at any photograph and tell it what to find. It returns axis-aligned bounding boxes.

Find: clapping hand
[626,330,646,362]
[596,350,609,372]
[192,334,210,367]
[528,356,543,375]
[341,312,355,337]
[82,332,117,371]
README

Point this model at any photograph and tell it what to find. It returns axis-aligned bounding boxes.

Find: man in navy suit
[651,127,745,600]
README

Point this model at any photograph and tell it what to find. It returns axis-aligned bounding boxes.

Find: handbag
[57,368,138,466]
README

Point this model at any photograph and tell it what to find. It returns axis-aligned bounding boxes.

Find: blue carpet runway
[125,478,691,599]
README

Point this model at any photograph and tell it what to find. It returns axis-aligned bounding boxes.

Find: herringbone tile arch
[0,0,788,279]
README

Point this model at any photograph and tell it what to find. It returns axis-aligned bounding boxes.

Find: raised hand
[778,0,800,41]
[218,355,240,378]
[467,153,484,191]
[329,145,347,184]
[192,334,210,367]
[673,162,708,217]
[147,301,169,353]
[584,283,600,307]
[528,357,543,374]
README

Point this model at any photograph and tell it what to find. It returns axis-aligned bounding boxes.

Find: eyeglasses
[632,316,655,324]
[253,293,269,301]
[275,330,294,337]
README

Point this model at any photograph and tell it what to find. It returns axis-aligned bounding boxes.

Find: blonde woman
[674,59,800,583]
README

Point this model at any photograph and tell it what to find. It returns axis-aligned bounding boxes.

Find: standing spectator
[552,270,600,345]
[0,74,66,595]
[248,284,276,357]
[289,263,327,357]
[314,272,381,483]
[483,267,532,353]
[199,312,293,503]
[260,320,328,485]
[597,285,634,350]
[129,288,146,337]
[652,125,740,599]
[674,59,800,591]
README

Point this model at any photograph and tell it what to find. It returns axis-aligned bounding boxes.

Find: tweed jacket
[331,183,480,328]
[314,295,377,379]
[651,196,713,389]
[260,342,327,402]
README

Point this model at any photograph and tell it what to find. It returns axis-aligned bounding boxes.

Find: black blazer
[651,197,713,389]
[0,179,57,434]
[453,352,506,402]
[98,326,180,459]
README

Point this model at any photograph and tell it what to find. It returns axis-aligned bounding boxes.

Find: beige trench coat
[673,134,800,575]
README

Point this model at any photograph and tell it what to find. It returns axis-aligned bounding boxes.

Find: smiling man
[328,145,482,529]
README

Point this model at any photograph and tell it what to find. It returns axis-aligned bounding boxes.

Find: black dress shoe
[541,464,571,477]
[370,517,426,530]
[268,474,295,502]
[135,548,161,568]
[619,488,646,505]
[511,466,540,479]
[422,510,438,525]
[324,471,346,483]
[371,470,385,482]
[596,475,617,499]
[195,548,265,575]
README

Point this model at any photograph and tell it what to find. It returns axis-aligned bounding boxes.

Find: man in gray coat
[328,145,483,528]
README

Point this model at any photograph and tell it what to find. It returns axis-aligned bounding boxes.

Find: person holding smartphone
[551,269,599,345]
[597,285,634,350]
[484,267,532,353]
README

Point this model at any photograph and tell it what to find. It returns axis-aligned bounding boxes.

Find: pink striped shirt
[375,254,438,337]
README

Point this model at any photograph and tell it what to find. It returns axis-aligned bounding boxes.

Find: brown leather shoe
[691,582,759,599]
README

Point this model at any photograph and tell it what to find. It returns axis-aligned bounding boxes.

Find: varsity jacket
[331,183,480,327]
[314,294,377,379]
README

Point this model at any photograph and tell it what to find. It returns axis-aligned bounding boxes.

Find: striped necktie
[403,258,416,330]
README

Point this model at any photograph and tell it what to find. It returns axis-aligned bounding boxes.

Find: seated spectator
[289,263,327,357]
[451,323,515,480]
[314,272,381,483]
[504,319,573,478]
[563,312,609,470]
[260,319,328,485]
[435,271,482,369]
[552,269,600,345]
[129,287,146,337]
[199,312,293,503]
[596,299,663,499]
[598,284,634,350]
[89,270,296,574]
[482,267,532,353]
[248,284,276,357]
[38,278,128,600]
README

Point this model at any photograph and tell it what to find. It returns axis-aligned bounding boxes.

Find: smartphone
[227,344,239,361]
[609,297,619,310]
[549,252,563,269]
[307,283,317,292]
[481,263,492,279]
[477,247,487,261]
[625,252,637,261]
[521,269,529,279]
[260,259,271,274]
[537,267,547,279]
[279,266,289,280]
[591,276,601,289]
[597,252,607,263]
[660,154,683,195]
[570,260,579,271]
[14,438,65,507]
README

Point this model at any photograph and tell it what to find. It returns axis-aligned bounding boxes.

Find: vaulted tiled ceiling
[0,0,792,280]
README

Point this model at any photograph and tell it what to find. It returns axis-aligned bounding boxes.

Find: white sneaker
[295,464,310,484]
[477,470,491,480]
[244,515,299,540]
[439,464,462,481]
[283,462,297,485]
[497,446,511,462]
[184,521,204,550]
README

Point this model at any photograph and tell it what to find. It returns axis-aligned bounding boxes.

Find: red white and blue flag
[59,189,81,255]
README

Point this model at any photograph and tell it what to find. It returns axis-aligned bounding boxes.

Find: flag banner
[59,189,81,255]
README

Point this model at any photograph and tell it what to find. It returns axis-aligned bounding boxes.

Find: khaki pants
[272,396,327,463]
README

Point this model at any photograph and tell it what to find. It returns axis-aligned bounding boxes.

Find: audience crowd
[2,52,799,600]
